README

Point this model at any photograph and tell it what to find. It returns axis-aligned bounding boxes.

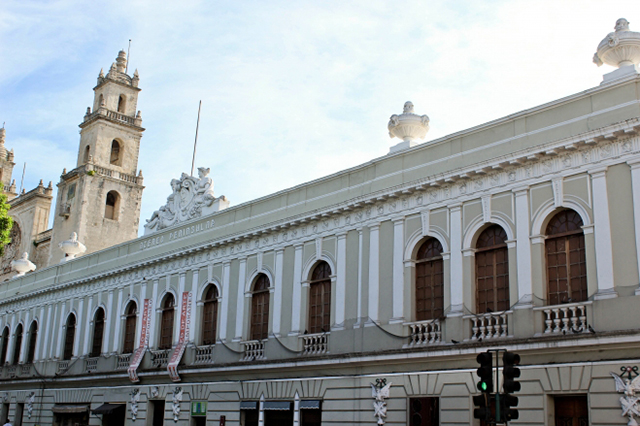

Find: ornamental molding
[371,378,392,425]
[2,120,640,309]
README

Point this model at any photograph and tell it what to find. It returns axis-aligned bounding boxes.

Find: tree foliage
[0,194,13,257]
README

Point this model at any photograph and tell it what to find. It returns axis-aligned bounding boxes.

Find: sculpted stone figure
[144,167,230,234]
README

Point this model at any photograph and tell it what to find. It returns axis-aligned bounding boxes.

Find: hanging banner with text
[168,291,192,382]
[128,298,152,383]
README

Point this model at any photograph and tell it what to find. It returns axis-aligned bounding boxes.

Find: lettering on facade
[139,219,216,251]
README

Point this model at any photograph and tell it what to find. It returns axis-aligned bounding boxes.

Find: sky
[2,0,640,236]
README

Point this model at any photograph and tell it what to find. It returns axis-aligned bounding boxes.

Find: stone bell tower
[48,50,145,264]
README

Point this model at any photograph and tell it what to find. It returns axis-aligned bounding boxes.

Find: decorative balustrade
[57,361,69,374]
[536,302,590,335]
[406,319,441,346]
[116,354,132,370]
[84,108,139,127]
[5,366,16,378]
[19,365,31,376]
[91,165,139,184]
[241,341,265,361]
[150,349,171,368]
[300,333,328,355]
[194,345,215,365]
[465,312,510,340]
[85,357,98,373]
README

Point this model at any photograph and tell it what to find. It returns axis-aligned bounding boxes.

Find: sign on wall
[191,401,207,417]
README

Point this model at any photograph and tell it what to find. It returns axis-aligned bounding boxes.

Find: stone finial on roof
[387,101,430,153]
[0,126,5,159]
[58,232,87,262]
[594,18,640,68]
[11,252,36,277]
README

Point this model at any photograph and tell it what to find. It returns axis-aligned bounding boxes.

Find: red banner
[128,298,151,382]
[168,292,192,382]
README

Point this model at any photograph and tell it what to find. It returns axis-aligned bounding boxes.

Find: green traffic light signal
[476,352,493,393]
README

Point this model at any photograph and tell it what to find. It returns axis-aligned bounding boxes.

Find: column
[40,304,53,360]
[48,304,59,359]
[514,188,533,307]
[74,298,84,357]
[6,313,15,362]
[34,306,45,361]
[19,310,30,363]
[273,249,284,336]
[219,262,231,342]
[628,160,640,295]
[589,168,617,299]
[190,269,199,343]
[112,288,123,353]
[335,233,347,328]
[82,297,94,356]
[103,290,114,354]
[391,218,404,322]
[367,223,380,324]
[355,228,364,326]
[55,302,67,359]
[449,205,464,314]
[289,244,303,335]
[234,259,247,341]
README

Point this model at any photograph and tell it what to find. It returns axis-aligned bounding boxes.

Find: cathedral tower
[48,50,145,264]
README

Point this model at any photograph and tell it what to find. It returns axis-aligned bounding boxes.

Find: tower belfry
[48,50,145,264]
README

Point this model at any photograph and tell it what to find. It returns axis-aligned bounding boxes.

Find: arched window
[98,94,104,108]
[308,262,331,334]
[475,225,510,313]
[250,274,270,341]
[117,95,126,113]
[545,210,587,305]
[0,327,9,365]
[415,238,444,321]
[123,301,137,354]
[90,308,105,357]
[83,145,91,163]
[201,285,219,345]
[63,314,76,361]
[159,294,175,350]
[110,139,121,165]
[26,321,37,364]
[105,191,120,220]
[12,324,23,365]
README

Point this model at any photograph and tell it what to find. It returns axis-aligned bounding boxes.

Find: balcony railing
[406,319,441,346]
[20,364,31,377]
[535,302,591,335]
[150,349,171,368]
[57,361,69,374]
[465,312,510,340]
[5,366,16,378]
[116,354,132,370]
[85,357,98,373]
[300,333,328,355]
[194,345,215,365]
[241,341,265,361]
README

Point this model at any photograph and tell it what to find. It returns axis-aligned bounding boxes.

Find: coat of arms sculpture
[144,167,229,234]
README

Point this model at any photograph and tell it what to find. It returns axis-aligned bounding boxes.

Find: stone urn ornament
[11,252,36,277]
[58,232,87,262]
[387,101,430,153]
[594,18,640,83]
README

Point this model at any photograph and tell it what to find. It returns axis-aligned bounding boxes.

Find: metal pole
[190,101,202,176]
[126,39,132,74]
[19,162,26,194]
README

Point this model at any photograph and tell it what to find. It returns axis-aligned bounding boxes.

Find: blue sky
[2,0,639,236]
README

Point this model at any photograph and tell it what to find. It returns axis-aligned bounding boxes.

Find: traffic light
[472,393,491,421]
[502,351,521,421]
[476,351,493,393]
